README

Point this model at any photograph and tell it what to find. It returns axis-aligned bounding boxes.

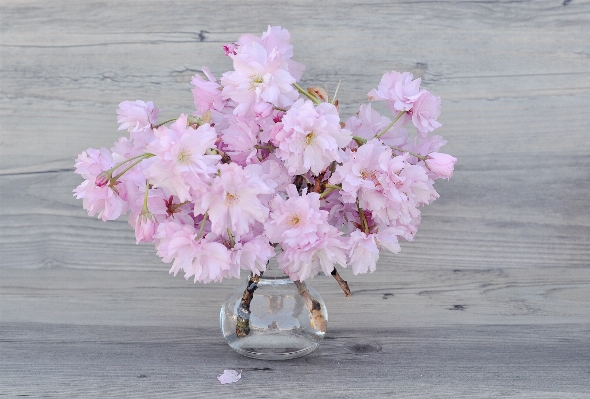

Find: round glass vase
[220,265,327,360]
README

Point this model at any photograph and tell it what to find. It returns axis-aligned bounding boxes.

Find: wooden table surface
[1,1,589,397]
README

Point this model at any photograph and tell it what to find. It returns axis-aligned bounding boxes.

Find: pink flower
[155,219,198,276]
[231,235,275,275]
[116,100,159,147]
[185,237,233,283]
[74,147,114,181]
[425,152,456,179]
[265,185,327,248]
[73,148,128,221]
[265,185,347,280]
[145,115,220,202]
[345,103,408,148]
[191,67,226,117]
[221,40,299,116]
[367,71,422,112]
[220,116,260,166]
[196,163,274,236]
[73,180,128,221]
[329,139,392,204]
[348,231,380,275]
[272,99,352,175]
[277,230,347,281]
[410,90,442,135]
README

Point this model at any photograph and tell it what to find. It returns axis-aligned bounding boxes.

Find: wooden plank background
[1,0,589,397]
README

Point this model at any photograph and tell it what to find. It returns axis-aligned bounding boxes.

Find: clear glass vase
[220,263,327,360]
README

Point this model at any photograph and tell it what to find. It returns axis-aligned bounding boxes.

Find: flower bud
[223,43,238,56]
[425,152,456,179]
[95,171,111,187]
[307,86,329,102]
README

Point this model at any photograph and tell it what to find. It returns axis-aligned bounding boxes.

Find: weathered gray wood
[1,0,590,397]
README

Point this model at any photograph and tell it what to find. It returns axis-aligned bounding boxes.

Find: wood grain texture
[1,0,589,397]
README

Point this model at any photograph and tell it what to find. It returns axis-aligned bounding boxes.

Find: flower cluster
[74,26,456,287]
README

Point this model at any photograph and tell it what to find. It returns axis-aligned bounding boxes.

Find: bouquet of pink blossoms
[74,26,456,295]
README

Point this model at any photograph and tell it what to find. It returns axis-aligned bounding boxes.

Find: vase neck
[259,258,290,280]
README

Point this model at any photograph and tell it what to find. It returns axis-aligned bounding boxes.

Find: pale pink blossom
[74,147,114,181]
[231,235,275,275]
[265,185,327,248]
[196,163,274,236]
[221,40,299,116]
[73,148,128,221]
[345,103,407,148]
[375,226,403,253]
[184,236,233,283]
[146,115,220,202]
[367,71,421,112]
[73,180,127,221]
[116,100,159,147]
[425,152,456,179]
[220,116,260,166]
[348,231,380,275]
[265,185,347,280]
[329,139,392,204]
[410,90,442,135]
[232,26,305,80]
[277,230,347,281]
[191,67,226,117]
[155,219,198,277]
[272,99,352,175]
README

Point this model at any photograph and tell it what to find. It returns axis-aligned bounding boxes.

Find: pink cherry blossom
[272,99,352,175]
[231,235,275,275]
[265,185,347,280]
[74,147,114,181]
[425,152,456,179]
[73,148,128,221]
[184,236,233,283]
[191,67,226,117]
[367,71,422,112]
[345,103,408,148]
[220,116,260,166]
[116,100,159,147]
[221,40,299,116]
[73,179,128,221]
[329,138,392,204]
[410,90,442,135]
[196,163,274,236]
[348,230,380,275]
[265,185,327,248]
[277,229,348,281]
[155,218,198,277]
[145,115,220,202]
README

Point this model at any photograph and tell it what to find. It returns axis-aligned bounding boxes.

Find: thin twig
[236,273,262,338]
[331,268,351,298]
[294,281,327,332]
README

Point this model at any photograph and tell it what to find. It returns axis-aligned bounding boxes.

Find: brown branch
[294,281,327,333]
[331,268,351,298]
[235,273,262,338]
